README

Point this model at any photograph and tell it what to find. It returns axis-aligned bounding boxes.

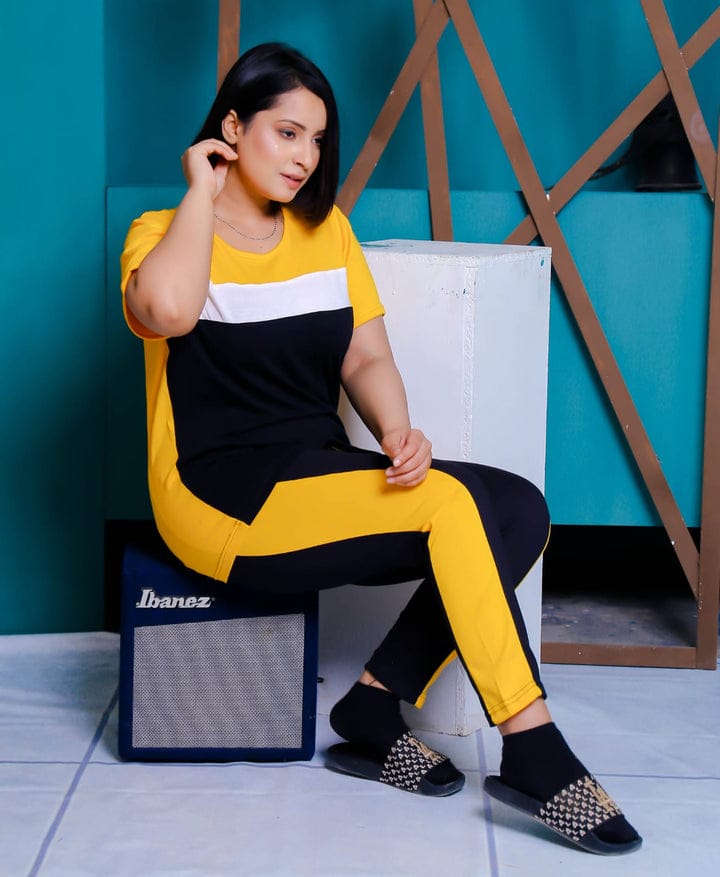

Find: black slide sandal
[484,774,642,855]
[326,731,465,797]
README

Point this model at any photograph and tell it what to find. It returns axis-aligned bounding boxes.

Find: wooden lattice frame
[217,0,720,669]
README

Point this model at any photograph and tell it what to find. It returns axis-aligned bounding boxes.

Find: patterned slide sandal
[326,731,465,797]
[484,774,642,855]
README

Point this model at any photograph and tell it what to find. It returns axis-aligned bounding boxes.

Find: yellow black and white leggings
[211,445,551,727]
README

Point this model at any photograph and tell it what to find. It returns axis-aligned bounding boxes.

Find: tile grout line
[476,731,501,877]
[5,756,715,781]
[27,686,119,877]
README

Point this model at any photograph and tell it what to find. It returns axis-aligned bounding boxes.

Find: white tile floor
[1,632,718,876]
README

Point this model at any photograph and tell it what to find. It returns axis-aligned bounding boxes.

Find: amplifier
[118,542,318,762]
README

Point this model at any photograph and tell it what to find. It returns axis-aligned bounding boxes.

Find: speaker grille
[132,615,305,749]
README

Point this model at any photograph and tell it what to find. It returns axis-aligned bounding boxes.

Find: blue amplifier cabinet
[119,542,318,762]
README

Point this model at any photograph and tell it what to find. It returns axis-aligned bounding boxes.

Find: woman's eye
[280,129,295,139]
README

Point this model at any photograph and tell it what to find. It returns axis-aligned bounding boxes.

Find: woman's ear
[221,110,242,145]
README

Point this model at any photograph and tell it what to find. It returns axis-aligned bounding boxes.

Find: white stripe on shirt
[200,268,350,324]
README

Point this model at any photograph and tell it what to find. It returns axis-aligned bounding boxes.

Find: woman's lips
[281,174,304,190]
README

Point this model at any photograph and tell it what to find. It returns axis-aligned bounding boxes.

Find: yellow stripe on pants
[221,466,542,725]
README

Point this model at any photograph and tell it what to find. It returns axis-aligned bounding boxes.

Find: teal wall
[105,0,720,191]
[3,0,718,632]
[0,3,106,633]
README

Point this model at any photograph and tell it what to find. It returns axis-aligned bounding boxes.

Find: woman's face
[227,86,327,205]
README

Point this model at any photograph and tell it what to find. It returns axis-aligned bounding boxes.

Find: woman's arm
[125,139,237,337]
[341,316,432,487]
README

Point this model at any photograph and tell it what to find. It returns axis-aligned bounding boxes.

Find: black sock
[329,681,462,786]
[500,723,639,845]
[329,682,408,756]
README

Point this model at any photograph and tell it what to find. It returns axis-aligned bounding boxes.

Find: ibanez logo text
[135,588,214,609]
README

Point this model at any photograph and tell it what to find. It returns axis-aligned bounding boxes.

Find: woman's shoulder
[287,204,347,230]
[121,208,178,281]
[324,204,352,232]
[129,208,177,234]
[287,205,354,249]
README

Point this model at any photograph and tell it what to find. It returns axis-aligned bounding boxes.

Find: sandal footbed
[484,775,642,856]
[326,741,465,797]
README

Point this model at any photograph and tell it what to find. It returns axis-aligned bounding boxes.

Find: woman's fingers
[181,139,238,195]
[384,429,432,486]
[186,138,238,162]
[386,465,428,487]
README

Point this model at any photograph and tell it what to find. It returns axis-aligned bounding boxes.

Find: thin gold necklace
[213,211,279,241]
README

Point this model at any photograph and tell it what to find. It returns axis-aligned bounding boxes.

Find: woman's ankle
[358,669,391,692]
[330,681,405,753]
[498,697,552,736]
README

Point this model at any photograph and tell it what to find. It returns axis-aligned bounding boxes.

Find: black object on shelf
[590,95,701,191]
[632,95,701,191]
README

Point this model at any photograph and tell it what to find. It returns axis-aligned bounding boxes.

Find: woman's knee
[472,466,550,569]
[522,476,550,534]
[505,474,550,556]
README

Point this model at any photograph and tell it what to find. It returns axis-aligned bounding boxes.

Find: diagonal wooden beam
[696,114,720,668]
[506,9,720,246]
[217,0,241,89]
[413,0,453,241]
[640,0,717,197]
[444,0,700,594]
[337,0,450,214]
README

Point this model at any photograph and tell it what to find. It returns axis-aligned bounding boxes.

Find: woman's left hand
[381,428,432,487]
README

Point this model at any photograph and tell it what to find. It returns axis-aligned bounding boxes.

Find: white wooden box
[319,240,552,734]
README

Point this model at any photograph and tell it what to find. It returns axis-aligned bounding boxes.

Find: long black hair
[193,42,339,226]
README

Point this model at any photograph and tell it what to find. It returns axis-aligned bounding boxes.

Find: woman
[121,42,640,855]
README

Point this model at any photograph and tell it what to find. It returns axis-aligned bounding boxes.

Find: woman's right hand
[127,139,238,337]
[181,139,238,199]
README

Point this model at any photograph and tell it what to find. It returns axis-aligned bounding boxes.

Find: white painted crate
[319,239,552,734]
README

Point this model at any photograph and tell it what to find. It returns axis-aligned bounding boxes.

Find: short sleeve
[119,209,175,339]
[334,208,385,328]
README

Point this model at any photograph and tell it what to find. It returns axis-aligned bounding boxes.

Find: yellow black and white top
[121,204,549,725]
[120,205,385,580]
